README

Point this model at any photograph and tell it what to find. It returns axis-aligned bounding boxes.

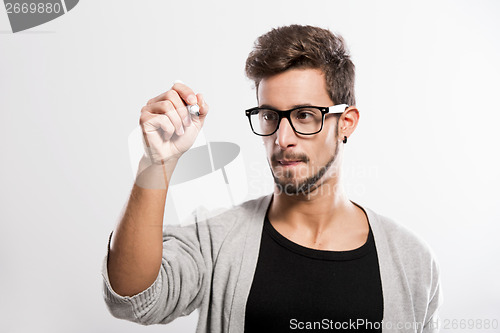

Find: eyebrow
[258,103,315,110]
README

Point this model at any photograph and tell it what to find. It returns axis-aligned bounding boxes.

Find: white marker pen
[187,104,200,116]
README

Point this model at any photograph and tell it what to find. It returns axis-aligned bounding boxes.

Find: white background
[1,0,499,332]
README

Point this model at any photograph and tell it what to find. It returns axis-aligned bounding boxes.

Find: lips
[278,160,303,166]
[272,153,309,167]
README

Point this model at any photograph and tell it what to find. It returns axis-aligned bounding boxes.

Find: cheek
[325,120,338,138]
[325,130,337,144]
[322,123,339,147]
[308,131,337,163]
[262,137,275,155]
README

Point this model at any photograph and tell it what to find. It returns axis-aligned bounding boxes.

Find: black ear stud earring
[343,136,348,144]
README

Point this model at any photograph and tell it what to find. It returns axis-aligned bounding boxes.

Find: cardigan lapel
[365,207,417,332]
[228,194,272,332]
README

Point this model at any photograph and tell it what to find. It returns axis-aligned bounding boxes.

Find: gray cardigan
[102,194,442,332]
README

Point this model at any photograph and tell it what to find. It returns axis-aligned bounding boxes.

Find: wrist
[135,155,179,189]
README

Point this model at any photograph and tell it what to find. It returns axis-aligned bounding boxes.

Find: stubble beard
[270,142,340,196]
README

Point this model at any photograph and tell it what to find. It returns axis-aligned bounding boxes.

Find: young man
[102,25,442,332]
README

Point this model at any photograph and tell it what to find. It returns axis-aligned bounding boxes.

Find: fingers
[146,82,204,124]
[141,112,176,141]
[171,82,198,105]
[195,93,209,119]
[165,90,191,127]
[141,101,184,136]
[142,82,208,138]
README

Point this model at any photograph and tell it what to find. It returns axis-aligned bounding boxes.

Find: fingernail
[173,79,184,85]
[188,95,197,104]
[183,115,191,126]
[178,126,184,135]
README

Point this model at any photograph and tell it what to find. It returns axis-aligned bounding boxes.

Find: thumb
[195,93,209,122]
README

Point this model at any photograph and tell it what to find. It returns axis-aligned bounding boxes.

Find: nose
[275,117,297,150]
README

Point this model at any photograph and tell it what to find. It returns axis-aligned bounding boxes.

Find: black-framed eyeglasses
[245,104,348,136]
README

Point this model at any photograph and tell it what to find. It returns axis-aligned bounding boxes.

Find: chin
[276,177,302,188]
[273,176,313,195]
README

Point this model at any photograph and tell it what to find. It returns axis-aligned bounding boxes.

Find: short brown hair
[245,24,355,106]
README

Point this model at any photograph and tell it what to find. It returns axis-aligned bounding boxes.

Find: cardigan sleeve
[101,216,209,325]
[422,256,443,333]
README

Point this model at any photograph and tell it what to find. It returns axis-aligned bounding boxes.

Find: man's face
[258,68,342,195]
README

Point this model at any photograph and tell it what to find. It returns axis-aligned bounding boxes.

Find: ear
[337,106,360,142]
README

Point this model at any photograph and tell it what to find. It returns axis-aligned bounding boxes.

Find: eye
[296,111,312,119]
[294,109,317,121]
[262,110,278,121]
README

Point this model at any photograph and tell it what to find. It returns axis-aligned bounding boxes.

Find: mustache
[271,152,309,163]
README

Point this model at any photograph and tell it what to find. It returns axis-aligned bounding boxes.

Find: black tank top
[244,214,383,332]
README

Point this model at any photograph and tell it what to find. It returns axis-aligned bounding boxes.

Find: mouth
[277,160,304,167]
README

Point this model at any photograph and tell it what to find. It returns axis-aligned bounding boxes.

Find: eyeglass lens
[249,107,324,135]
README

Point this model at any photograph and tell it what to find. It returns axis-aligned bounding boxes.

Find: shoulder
[364,206,440,273]
[364,206,443,322]
[162,194,271,263]
[170,194,270,241]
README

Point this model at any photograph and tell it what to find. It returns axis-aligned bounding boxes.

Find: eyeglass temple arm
[327,104,349,114]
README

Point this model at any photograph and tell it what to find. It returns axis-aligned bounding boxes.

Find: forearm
[107,158,177,296]
[106,82,208,297]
